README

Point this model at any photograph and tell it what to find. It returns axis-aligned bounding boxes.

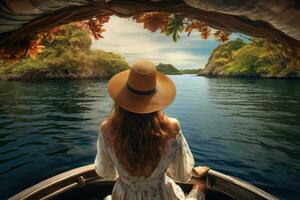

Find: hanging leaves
[73,21,89,30]
[134,13,231,42]
[185,22,206,36]
[185,21,231,41]
[73,14,111,40]
[0,26,62,63]
[0,15,110,62]
[133,12,169,33]
[200,26,211,39]
[0,47,27,64]
[88,15,111,40]
[165,14,184,42]
[27,40,45,59]
[214,30,230,42]
[26,26,63,59]
[1,12,233,63]
[47,26,62,43]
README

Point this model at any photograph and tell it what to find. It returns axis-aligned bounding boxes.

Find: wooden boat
[9,164,278,200]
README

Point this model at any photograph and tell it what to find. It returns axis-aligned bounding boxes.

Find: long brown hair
[107,104,177,175]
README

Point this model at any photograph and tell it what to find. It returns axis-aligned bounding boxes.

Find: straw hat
[108,60,176,114]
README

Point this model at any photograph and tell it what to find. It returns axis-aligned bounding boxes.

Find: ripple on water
[0,77,299,200]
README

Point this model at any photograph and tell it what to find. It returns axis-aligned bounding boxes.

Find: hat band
[127,83,157,96]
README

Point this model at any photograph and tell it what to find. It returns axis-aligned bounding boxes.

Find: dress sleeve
[94,132,118,179]
[167,130,195,182]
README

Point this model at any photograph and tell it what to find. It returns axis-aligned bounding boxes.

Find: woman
[95,60,208,200]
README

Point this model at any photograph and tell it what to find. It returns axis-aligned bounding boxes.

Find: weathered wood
[9,164,278,200]
[207,170,278,200]
[9,164,98,200]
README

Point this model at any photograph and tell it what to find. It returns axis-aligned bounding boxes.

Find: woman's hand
[191,166,209,195]
[192,181,207,192]
[192,166,210,178]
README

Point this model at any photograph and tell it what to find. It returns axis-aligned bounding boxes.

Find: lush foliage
[199,38,300,78]
[179,69,200,74]
[156,63,181,75]
[0,14,112,63]
[1,12,231,63]
[133,12,230,43]
[0,25,129,80]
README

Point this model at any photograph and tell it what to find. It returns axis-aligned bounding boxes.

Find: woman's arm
[166,118,195,182]
[94,121,118,179]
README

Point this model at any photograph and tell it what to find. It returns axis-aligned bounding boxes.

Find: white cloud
[91,16,219,69]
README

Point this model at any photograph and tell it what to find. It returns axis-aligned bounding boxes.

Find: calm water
[0,75,299,200]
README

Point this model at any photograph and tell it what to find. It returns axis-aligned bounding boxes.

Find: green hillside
[156,63,181,75]
[199,38,300,78]
[0,25,129,80]
[179,69,200,74]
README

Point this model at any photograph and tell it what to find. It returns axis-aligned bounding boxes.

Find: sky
[91,16,230,69]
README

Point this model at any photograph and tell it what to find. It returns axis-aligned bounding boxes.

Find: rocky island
[2,28,299,80]
[0,25,129,81]
[156,63,181,75]
[198,38,300,78]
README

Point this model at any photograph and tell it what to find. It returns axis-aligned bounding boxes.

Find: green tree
[199,38,300,78]
[0,25,129,80]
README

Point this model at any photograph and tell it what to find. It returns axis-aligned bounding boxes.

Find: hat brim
[108,69,176,114]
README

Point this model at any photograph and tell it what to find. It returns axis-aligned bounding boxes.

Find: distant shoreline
[0,73,112,81]
[3,73,300,82]
[197,74,300,80]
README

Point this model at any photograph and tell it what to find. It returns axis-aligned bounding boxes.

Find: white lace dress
[94,130,205,200]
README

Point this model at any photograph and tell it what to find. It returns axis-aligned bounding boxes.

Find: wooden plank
[9,165,278,200]
[9,164,95,200]
[207,170,278,200]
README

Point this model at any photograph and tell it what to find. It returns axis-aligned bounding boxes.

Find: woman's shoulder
[99,120,109,132]
[165,117,182,141]
[99,120,113,146]
[167,117,181,133]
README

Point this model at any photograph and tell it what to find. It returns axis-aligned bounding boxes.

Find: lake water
[0,75,299,200]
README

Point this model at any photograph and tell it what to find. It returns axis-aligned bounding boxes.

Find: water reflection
[0,80,113,198]
[0,76,299,200]
[201,77,300,199]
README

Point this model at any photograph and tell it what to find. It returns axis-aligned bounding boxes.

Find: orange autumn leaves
[89,15,110,39]
[0,15,111,63]
[28,15,111,60]
[214,30,230,42]
[75,15,111,40]
[0,26,61,62]
[133,12,231,42]
[27,27,62,59]
[185,22,211,39]
[1,12,231,62]
[133,12,169,33]
[27,40,45,59]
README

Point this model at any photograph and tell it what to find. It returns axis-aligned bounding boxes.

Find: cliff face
[199,38,300,78]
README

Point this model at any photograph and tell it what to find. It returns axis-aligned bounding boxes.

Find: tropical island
[179,69,200,74]
[198,38,300,78]
[156,63,181,75]
[156,64,200,75]
[0,25,129,81]
[0,25,195,80]
[1,27,299,80]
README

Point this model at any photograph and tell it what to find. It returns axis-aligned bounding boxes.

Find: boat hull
[9,164,278,200]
